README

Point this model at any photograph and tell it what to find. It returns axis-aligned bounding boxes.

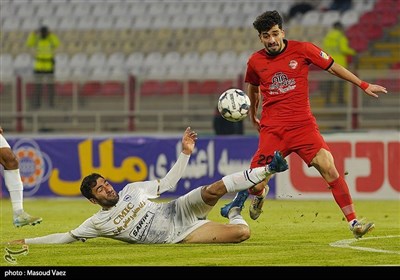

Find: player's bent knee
[235,225,251,243]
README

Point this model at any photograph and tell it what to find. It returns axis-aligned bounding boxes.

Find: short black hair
[253,10,283,34]
[38,25,49,38]
[80,173,104,200]
[333,21,343,29]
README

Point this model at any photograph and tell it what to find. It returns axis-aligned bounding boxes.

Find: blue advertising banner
[0,135,276,198]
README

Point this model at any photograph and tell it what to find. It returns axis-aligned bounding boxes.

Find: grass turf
[0,198,399,268]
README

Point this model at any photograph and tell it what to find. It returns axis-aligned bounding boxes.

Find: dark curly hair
[80,173,104,200]
[253,10,283,34]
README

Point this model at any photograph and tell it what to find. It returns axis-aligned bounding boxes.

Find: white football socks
[4,169,24,216]
[228,207,248,226]
[222,166,268,193]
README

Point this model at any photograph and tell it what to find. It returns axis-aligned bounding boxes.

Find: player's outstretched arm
[7,233,79,245]
[7,239,25,244]
[181,127,197,155]
[327,62,388,98]
[156,127,197,195]
[359,82,388,98]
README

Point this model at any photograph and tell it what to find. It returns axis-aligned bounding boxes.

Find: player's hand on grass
[7,239,25,245]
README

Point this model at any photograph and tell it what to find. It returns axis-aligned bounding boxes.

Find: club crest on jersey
[289,60,298,69]
[320,51,330,60]
[123,195,132,202]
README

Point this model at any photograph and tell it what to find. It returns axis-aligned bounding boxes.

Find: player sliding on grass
[8,127,288,245]
[220,10,387,239]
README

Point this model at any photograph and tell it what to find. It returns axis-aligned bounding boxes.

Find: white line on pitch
[329,235,400,254]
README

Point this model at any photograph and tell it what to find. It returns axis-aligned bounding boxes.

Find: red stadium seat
[188,80,202,94]
[200,80,220,95]
[349,37,369,52]
[101,81,124,96]
[25,82,35,97]
[380,10,398,27]
[346,25,369,52]
[55,81,74,96]
[80,81,102,96]
[359,11,375,25]
[218,80,235,93]
[374,0,398,13]
[161,80,184,95]
[187,79,236,95]
[365,24,383,41]
[345,24,362,41]
[140,80,163,96]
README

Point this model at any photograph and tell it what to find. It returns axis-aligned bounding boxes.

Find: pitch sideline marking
[329,235,400,254]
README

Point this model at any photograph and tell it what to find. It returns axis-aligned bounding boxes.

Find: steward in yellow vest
[26,26,60,74]
[25,26,60,109]
[322,21,356,105]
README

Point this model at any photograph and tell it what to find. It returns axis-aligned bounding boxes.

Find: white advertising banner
[276,131,400,200]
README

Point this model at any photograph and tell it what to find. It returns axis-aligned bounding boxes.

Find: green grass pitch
[1,198,399,267]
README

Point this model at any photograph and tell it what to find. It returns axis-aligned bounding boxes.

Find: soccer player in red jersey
[221,10,387,238]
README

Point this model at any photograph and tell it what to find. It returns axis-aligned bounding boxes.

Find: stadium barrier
[1,131,398,200]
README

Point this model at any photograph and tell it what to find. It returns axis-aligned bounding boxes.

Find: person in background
[220,10,387,239]
[0,126,42,227]
[322,21,357,105]
[287,1,315,21]
[213,107,244,135]
[26,25,60,109]
[328,0,352,13]
[7,128,288,245]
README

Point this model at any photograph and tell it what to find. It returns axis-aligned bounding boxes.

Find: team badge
[123,195,132,202]
[289,60,298,69]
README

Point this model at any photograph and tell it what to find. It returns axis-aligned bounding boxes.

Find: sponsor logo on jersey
[269,72,296,95]
[320,51,330,60]
[130,211,155,241]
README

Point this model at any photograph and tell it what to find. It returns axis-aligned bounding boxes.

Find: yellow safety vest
[322,29,356,68]
[26,32,60,72]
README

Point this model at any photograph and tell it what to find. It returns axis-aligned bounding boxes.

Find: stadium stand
[0,0,399,133]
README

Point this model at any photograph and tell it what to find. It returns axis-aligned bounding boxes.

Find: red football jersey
[245,39,334,127]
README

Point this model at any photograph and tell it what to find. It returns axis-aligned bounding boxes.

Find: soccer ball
[217,88,251,122]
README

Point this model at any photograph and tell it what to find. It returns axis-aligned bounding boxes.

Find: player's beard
[265,41,283,55]
[99,192,120,208]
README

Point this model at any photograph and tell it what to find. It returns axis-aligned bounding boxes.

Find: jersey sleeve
[24,218,98,244]
[125,180,159,198]
[25,232,78,244]
[304,42,334,70]
[158,152,189,194]
[69,217,101,240]
[125,152,190,197]
[244,62,260,86]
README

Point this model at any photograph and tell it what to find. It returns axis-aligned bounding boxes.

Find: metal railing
[1,70,399,134]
